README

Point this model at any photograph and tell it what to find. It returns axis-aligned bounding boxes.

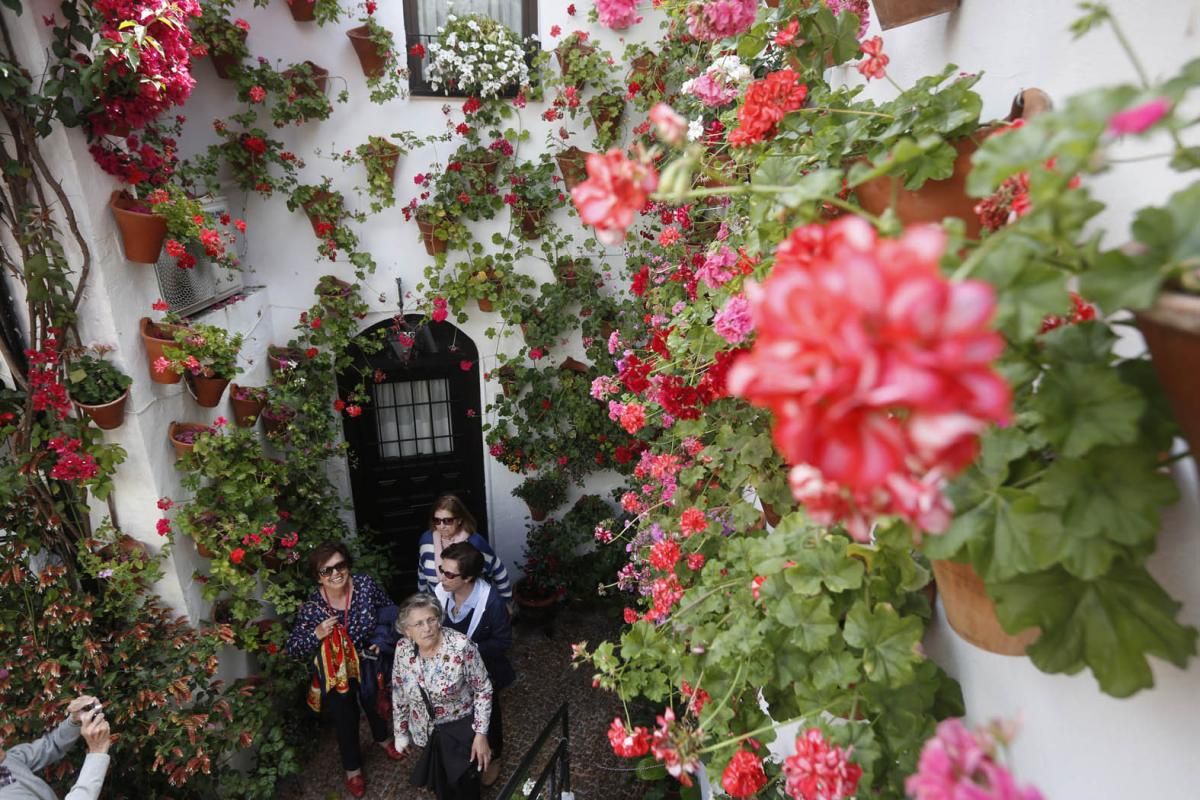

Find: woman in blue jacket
[416,495,512,601]
[434,541,515,787]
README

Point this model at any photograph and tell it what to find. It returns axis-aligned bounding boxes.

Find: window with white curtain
[373,378,455,459]
[403,0,537,96]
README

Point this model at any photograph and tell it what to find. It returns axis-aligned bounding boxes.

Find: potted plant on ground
[66,346,133,430]
[511,471,568,521]
[513,517,573,627]
[159,324,244,407]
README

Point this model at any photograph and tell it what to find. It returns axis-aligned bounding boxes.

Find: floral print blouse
[285,573,393,657]
[391,627,493,749]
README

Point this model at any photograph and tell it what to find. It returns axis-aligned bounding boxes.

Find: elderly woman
[392,593,493,800]
[434,542,515,787]
[416,494,512,602]
[285,541,403,799]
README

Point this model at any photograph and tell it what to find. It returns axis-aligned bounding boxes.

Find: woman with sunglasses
[433,542,514,786]
[416,495,512,603]
[285,541,403,798]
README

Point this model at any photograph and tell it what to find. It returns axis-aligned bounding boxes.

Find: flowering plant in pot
[425,13,531,99]
[142,184,244,270]
[66,346,132,430]
[420,247,536,321]
[271,60,345,126]
[552,30,608,91]
[159,324,244,407]
[503,156,562,239]
[587,92,627,151]
[327,131,428,212]
[512,471,568,521]
[229,384,267,427]
[515,517,574,604]
[287,181,367,263]
[346,4,409,103]
[285,0,346,26]
[191,2,250,79]
[181,112,303,199]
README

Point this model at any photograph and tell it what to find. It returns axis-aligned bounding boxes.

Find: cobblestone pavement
[275,605,648,800]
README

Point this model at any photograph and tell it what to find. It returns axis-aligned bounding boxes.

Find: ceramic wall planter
[1136,291,1200,454]
[110,191,167,264]
[871,0,960,30]
[139,317,184,385]
[555,146,591,191]
[362,140,402,187]
[417,217,449,256]
[229,384,265,427]
[169,421,211,461]
[286,0,317,22]
[516,205,545,240]
[347,25,389,78]
[267,345,305,374]
[74,388,129,431]
[931,559,1040,655]
[187,371,231,408]
[211,30,247,78]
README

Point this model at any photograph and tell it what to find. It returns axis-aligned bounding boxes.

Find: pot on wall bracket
[229,384,265,427]
[139,317,185,385]
[872,0,960,30]
[73,388,130,431]
[417,216,449,256]
[286,0,317,22]
[555,146,591,191]
[1136,291,1200,455]
[186,371,231,408]
[931,559,1040,655]
[210,29,247,79]
[515,205,545,240]
[362,139,402,187]
[347,25,389,78]
[168,421,211,462]
[110,191,167,264]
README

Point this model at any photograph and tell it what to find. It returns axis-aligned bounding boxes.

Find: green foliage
[66,349,131,406]
[161,323,244,380]
[512,471,568,513]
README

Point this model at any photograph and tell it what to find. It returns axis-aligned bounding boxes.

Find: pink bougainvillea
[728,217,1011,540]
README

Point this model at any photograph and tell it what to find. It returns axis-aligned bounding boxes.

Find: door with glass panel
[341,316,486,594]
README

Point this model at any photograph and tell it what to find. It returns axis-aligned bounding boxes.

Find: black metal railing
[496,702,570,800]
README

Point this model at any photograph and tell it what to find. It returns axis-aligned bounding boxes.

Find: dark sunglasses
[438,566,461,580]
[318,561,349,578]
[433,516,458,527]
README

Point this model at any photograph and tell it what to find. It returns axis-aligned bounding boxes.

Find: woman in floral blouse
[285,541,403,799]
[392,592,493,800]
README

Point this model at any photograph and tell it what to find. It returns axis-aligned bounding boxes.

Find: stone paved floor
[275,606,648,800]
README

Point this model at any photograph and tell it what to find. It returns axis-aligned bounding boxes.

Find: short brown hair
[309,540,353,580]
[429,494,477,534]
[441,542,484,581]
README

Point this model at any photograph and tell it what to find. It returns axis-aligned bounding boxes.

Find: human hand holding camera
[67,695,111,754]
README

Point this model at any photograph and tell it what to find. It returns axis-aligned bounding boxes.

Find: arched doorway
[341,316,487,596]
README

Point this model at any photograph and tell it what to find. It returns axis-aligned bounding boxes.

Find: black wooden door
[341,317,486,597]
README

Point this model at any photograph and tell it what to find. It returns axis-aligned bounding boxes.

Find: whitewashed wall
[6,0,1199,795]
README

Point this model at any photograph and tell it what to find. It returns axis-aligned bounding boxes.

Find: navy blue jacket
[439,584,516,690]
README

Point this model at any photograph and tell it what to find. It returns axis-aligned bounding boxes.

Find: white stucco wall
[6,0,1199,794]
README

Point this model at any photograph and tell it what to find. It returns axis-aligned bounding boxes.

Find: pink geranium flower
[907,718,1044,800]
[571,150,659,245]
[1108,97,1171,135]
[596,0,642,30]
[686,0,756,41]
[714,294,753,344]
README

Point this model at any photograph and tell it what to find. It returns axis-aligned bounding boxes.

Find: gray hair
[395,592,443,635]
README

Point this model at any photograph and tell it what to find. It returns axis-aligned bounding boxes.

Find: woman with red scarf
[286,541,403,798]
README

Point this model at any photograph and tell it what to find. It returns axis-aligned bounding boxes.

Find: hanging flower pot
[587,93,626,147]
[347,24,389,78]
[417,216,449,256]
[555,146,591,191]
[286,0,317,22]
[525,502,548,522]
[301,190,340,238]
[515,205,545,240]
[497,365,519,398]
[1136,291,1200,455]
[262,406,295,435]
[229,384,266,427]
[110,191,167,264]
[211,29,247,79]
[554,38,595,89]
[930,560,1040,655]
[559,357,589,374]
[476,297,495,313]
[187,370,231,408]
[871,0,960,30]
[283,60,329,95]
[168,422,212,461]
[553,257,579,288]
[362,139,402,188]
[195,538,216,559]
[268,345,305,374]
[74,388,130,431]
[139,317,185,385]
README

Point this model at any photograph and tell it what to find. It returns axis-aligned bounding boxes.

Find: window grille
[373,378,455,459]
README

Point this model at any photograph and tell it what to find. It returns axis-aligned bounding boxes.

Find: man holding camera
[0,694,111,799]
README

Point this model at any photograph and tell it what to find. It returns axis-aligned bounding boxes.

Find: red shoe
[381,741,406,761]
[345,774,366,798]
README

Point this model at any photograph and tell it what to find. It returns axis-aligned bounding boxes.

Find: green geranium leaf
[771,594,840,651]
[777,169,843,209]
[1033,446,1179,578]
[1032,362,1145,457]
[783,537,866,595]
[1078,248,1163,312]
[991,564,1198,697]
[843,601,924,687]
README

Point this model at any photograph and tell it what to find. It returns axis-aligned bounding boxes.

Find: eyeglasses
[318,561,349,578]
[439,566,461,580]
[406,617,440,630]
[433,516,458,527]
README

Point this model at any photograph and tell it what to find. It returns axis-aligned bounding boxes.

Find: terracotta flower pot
[555,146,591,191]
[229,384,265,427]
[187,371,231,408]
[525,502,547,522]
[363,140,402,188]
[476,297,495,313]
[283,60,328,95]
[587,94,625,138]
[516,205,545,240]
[268,345,305,374]
[110,191,167,264]
[169,421,211,461]
[497,365,518,398]
[1136,291,1200,455]
[554,40,595,89]
[347,25,389,78]
[761,500,782,528]
[286,0,317,22]
[553,258,579,288]
[301,190,339,238]
[74,388,129,431]
[139,317,184,385]
[417,217,448,256]
[211,29,247,79]
[195,539,216,559]
[931,560,1040,655]
[559,357,589,374]
[872,0,960,30]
